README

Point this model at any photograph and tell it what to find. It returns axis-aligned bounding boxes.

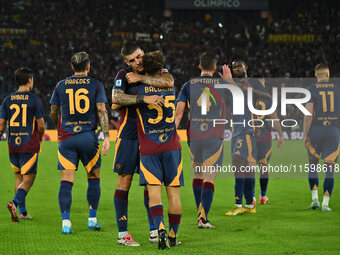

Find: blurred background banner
[165,0,269,10]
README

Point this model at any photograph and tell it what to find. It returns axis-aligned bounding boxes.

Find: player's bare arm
[251,87,271,100]
[50,104,60,128]
[175,102,186,129]
[218,64,239,87]
[112,88,164,107]
[270,112,284,150]
[111,103,122,111]
[303,102,314,149]
[37,118,45,142]
[96,103,110,156]
[126,72,174,88]
[0,118,6,139]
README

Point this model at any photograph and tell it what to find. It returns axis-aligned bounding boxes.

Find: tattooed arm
[96,103,110,155]
[125,72,174,88]
[112,88,164,107]
[50,104,60,128]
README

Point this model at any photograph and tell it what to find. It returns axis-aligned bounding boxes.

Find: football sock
[308,158,319,191]
[87,178,100,219]
[150,205,165,230]
[144,189,156,231]
[13,188,27,214]
[58,181,73,220]
[201,182,214,221]
[235,177,245,205]
[323,162,334,197]
[244,176,254,205]
[233,156,246,205]
[168,214,181,239]
[251,176,255,197]
[192,179,203,211]
[260,166,269,197]
[114,189,128,232]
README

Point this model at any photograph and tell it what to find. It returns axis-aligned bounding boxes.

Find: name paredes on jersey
[11,95,29,100]
[65,78,91,85]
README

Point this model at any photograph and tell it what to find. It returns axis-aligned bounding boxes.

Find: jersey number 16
[66,88,90,114]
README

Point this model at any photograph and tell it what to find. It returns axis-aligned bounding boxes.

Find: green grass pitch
[1,141,340,254]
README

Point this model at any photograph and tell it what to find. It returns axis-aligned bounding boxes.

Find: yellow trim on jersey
[11,163,20,173]
[246,134,256,163]
[169,158,183,186]
[251,113,255,133]
[113,138,122,166]
[32,116,36,134]
[140,161,161,185]
[258,145,272,165]
[21,153,38,174]
[58,151,76,170]
[117,108,128,138]
[325,145,339,162]
[203,143,223,166]
[136,108,145,134]
[85,145,101,173]
[307,143,320,159]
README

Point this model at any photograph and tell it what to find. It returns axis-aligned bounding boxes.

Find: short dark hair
[232,59,246,66]
[121,41,140,57]
[71,52,90,72]
[15,67,33,86]
[142,51,165,76]
[315,63,329,73]
[200,53,217,71]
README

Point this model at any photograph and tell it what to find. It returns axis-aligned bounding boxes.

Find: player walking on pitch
[175,53,229,228]
[304,63,340,212]
[1,68,45,222]
[50,52,110,234]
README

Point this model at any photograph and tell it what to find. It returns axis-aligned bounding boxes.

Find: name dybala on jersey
[136,84,181,156]
[0,91,45,153]
[50,75,107,141]
[177,76,227,141]
[307,81,340,127]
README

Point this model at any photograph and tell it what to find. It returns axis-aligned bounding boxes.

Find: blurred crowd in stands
[1,0,339,129]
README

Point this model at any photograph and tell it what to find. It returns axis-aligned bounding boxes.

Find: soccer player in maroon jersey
[111,42,173,246]
[136,51,182,249]
[0,68,45,222]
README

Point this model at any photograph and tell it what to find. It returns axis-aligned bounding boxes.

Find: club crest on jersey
[159,133,168,143]
[15,137,22,145]
[116,79,122,87]
[73,125,82,133]
[200,123,208,131]
[323,120,331,126]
